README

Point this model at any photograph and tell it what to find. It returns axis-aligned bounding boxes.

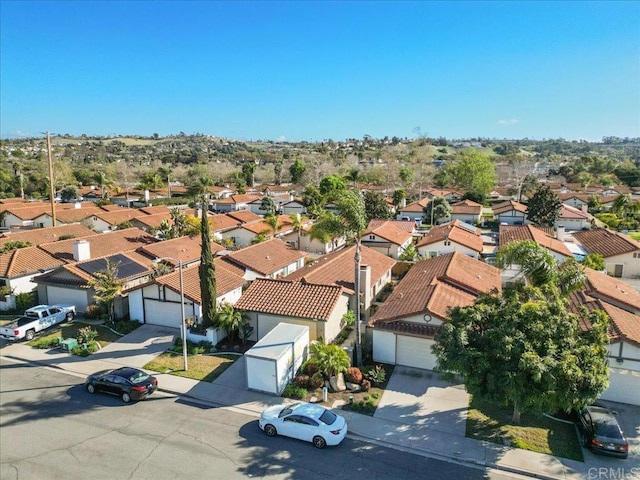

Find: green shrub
[364,364,387,386]
[113,320,141,335]
[294,374,310,388]
[351,395,377,415]
[77,326,98,344]
[84,303,104,320]
[72,343,98,356]
[282,383,307,399]
[31,336,62,349]
[310,372,324,389]
[171,338,212,355]
[301,359,320,376]
[16,292,37,312]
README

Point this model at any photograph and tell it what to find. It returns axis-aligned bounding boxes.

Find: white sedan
[259,402,348,448]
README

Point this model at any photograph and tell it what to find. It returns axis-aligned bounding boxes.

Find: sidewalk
[0,338,595,480]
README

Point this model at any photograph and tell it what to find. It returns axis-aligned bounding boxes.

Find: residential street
[0,360,525,480]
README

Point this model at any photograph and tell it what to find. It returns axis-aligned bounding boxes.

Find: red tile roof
[222,238,307,276]
[38,228,157,263]
[363,221,412,246]
[583,268,640,312]
[451,199,483,215]
[416,220,483,253]
[572,229,640,258]
[155,259,245,303]
[0,245,63,278]
[0,224,96,247]
[499,224,572,257]
[367,219,416,234]
[234,278,345,321]
[492,200,527,215]
[284,245,396,291]
[400,198,430,213]
[226,210,263,223]
[138,236,224,265]
[370,252,501,324]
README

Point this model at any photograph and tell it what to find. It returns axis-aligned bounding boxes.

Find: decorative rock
[345,382,361,392]
[329,373,347,392]
[309,396,319,403]
[332,399,347,409]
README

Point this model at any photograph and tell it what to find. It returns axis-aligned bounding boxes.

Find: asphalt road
[1,359,524,480]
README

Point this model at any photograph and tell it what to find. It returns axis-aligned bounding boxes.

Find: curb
[1,352,579,480]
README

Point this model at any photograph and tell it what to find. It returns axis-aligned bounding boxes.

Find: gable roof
[239,214,297,235]
[284,244,396,291]
[38,228,157,263]
[583,268,640,312]
[399,198,430,213]
[234,278,344,321]
[416,220,483,253]
[559,204,589,220]
[492,200,528,215]
[139,205,170,215]
[572,229,640,258]
[221,238,307,275]
[226,210,263,223]
[215,193,262,205]
[0,224,96,247]
[155,259,245,303]
[209,213,242,232]
[370,252,501,324]
[0,245,63,279]
[138,235,224,265]
[367,219,416,234]
[362,221,412,246]
[450,199,483,215]
[91,208,147,226]
[499,224,572,257]
[55,207,105,224]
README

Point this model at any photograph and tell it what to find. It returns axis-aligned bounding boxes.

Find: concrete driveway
[374,366,470,437]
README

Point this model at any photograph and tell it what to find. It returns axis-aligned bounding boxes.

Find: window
[444,240,451,246]
[369,235,375,240]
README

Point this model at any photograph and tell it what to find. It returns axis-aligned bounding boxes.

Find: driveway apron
[374,367,470,437]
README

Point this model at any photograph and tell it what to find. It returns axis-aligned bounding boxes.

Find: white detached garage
[245,323,309,395]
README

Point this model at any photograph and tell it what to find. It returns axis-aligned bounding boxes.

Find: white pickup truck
[0,304,76,341]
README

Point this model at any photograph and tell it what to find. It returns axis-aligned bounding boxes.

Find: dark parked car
[85,367,158,403]
[578,405,629,459]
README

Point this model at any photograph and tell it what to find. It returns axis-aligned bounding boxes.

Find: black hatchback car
[578,405,629,459]
[85,367,158,403]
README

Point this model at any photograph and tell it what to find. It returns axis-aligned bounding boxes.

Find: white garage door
[144,299,183,328]
[600,367,640,406]
[46,286,89,311]
[396,335,437,371]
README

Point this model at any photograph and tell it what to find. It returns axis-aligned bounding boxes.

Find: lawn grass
[27,321,121,348]
[466,396,583,461]
[628,232,640,241]
[143,352,240,382]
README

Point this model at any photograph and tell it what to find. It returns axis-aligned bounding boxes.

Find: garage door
[46,286,89,312]
[600,367,640,406]
[396,335,437,371]
[144,299,183,328]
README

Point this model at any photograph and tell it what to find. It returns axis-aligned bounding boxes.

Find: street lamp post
[155,257,188,371]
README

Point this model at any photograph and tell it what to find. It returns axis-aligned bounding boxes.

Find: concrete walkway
[1,325,635,480]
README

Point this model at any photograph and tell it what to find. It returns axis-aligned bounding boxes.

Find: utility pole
[47,132,57,227]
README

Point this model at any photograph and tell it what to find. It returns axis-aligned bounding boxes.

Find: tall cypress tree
[199,198,217,327]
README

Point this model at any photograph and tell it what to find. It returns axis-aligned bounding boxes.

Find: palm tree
[310,341,351,378]
[496,240,586,296]
[94,171,113,199]
[87,259,123,322]
[215,303,248,342]
[310,190,367,366]
[285,213,305,249]
[264,214,280,236]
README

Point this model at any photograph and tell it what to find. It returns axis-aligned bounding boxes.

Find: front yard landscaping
[143,352,240,382]
[27,321,124,349]
[466,395,583,461]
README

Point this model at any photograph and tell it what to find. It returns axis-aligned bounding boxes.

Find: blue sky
[1,1,638,142]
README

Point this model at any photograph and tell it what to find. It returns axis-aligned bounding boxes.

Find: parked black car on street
[85,367,158,403]
[578,405,629,459]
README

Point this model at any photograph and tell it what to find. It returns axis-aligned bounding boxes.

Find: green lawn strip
[27,322,121,348]
[143,352,239,382]
[466,396,583,461]
[628,232,640,241]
